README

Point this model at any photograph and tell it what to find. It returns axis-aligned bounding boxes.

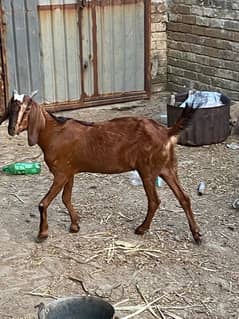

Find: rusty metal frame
[0,0,8,113]
[44,90,148,112]
[39,0,145,9]
[38,3,78,10]
[91,0,99,97]
[144,0,151,98]
[94,0,144,5]
[78,1,86,99]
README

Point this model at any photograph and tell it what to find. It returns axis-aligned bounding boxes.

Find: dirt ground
[0,93,238,319]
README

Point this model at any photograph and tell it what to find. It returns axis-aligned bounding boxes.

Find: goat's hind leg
[135,174,160,235]
[161,168,201,244]
[62,176,80,233]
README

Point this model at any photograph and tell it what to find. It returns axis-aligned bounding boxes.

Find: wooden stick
[157,308,166,319]
[113,299,130,307]
[68,276,90,294]
[163,310,184,319]
[120,295,165,319]
[118,212,134,221]
[25,292,58,299]
[135,284,160,319]
[9,193,25,203]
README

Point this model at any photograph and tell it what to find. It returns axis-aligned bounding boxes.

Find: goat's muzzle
[8,126,16,136]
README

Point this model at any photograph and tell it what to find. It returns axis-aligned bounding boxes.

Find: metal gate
[0,5,7,114]
[2,0,150,111]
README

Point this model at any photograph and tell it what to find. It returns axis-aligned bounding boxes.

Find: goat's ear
[28,103,45,146]
[30,90,38,98]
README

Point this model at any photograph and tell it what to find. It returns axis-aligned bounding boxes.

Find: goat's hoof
[135,226,148,235]
[193,231,202,245]
[36,233,48,243]
[70,224,80,233]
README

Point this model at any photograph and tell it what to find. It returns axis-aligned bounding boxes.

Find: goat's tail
[167,104,197,137]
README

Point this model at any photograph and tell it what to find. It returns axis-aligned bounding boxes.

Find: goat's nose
[8,127,16,136]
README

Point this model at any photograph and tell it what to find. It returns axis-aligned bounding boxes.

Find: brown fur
[7,96,201,243]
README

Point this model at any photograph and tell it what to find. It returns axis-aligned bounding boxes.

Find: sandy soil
[0,93,238,319]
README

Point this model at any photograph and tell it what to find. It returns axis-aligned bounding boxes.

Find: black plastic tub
[37,296,115,319]
[167,92,230,146]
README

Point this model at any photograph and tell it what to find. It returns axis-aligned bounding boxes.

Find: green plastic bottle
[2,162,41,175]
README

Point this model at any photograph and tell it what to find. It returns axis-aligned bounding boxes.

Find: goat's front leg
[37,174,68,241]
[135,175,160,235]
[62,176,80,233]
[161,168,202,244]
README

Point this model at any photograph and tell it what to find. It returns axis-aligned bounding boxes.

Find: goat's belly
[80,165,132,174]
[76,158,133,174]
[88,167,131,174]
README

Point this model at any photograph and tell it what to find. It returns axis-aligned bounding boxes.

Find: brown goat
[4,92,201,243]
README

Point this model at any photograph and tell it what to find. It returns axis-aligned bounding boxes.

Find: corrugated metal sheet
[0,7,7,113]
[2,0,42,102]
[96,1,145,94]
[38,1,81,103]
[2,0,149,109]
[81,4,94,97]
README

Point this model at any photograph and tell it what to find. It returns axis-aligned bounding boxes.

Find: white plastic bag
[130,171,165,187]
[130,170,142,186]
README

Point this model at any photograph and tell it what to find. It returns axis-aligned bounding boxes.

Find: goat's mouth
[8,125,23,136]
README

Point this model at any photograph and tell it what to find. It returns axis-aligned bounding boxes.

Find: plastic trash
[226,143,239,150]
[197,181,206,196]
[179,91,230,109]
[169,94,176,106]
[232,198,239,209]
[130,170,142,186]
[130,171,165,187]
[159,114,168,125]
[156,176,165,187]
[2,162,41,175]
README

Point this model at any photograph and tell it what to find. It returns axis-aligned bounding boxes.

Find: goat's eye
[10,102,20,111]
[11,106,19,114]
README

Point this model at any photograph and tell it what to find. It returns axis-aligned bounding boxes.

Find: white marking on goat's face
[15,101,28,134]
[14,93,24,103]
[8,93,32,136]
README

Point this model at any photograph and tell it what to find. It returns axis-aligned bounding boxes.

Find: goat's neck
[37,109,61,150]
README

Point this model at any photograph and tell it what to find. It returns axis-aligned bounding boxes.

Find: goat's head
[7,90,45,146]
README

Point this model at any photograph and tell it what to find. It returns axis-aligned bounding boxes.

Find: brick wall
[167,0,239,101]
[151,1,168,92]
